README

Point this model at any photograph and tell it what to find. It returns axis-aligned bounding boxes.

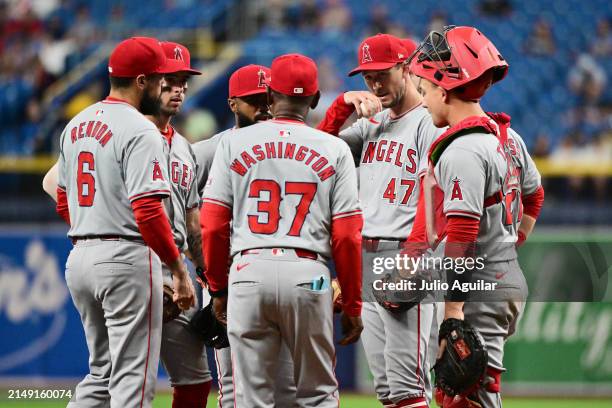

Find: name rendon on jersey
[69,120,114,147]
[229,141,336,181]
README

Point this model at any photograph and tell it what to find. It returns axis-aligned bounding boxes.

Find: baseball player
[317,34,442,407]
[53,37,196,407]
[43,41,212,407]
[193,64,299,407]
[201,53,364,407]
[408,26,544,407]
[145,41,213,407]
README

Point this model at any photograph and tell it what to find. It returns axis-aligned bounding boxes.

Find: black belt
[71,235,143,244]
[241,248,319,260]
[363,238,405,252]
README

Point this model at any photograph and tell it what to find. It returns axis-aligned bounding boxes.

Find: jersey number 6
[248,179,317,236]
[77,151,96,206]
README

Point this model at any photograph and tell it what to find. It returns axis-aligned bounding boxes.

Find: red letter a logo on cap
[257,68,266,88]
[174,46,184,61]
[362,43,373,63]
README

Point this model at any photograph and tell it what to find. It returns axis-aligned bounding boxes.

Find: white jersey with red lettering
[203,118,361,258]
[434,125,541,262]
[339,104,442,239]
[161,127,199,251]
[58,98,170,237]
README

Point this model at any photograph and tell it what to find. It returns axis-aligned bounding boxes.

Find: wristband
[209,287,228,298]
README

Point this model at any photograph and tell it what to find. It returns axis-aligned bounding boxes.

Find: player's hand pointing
[343,91,382,118]
[338,312,363,345]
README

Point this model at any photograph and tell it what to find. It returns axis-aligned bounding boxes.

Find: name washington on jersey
[228,141,337,182]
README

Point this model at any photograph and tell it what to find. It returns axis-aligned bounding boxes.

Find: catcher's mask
[409,25,508,100]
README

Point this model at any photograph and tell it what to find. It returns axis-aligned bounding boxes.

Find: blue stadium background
[1,0,610,223]
[0,0,611,401]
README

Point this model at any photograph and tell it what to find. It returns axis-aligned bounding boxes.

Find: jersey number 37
[248,179,317,236]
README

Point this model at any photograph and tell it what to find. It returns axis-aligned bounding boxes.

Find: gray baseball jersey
[334,103,440,405]
[434,126,541,262]
[194,125,300,407]
[158,127,211,388]
[58,99,171,236]
[58,97,167,408]
[338,105,442,239]
[203,119,362,258]
[160,127,199,252]
[192,128,233,197]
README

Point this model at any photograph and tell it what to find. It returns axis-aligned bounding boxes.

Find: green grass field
[0,393,611,407]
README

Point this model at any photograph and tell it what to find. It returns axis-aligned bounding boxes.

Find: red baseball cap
[348,34,409,76]
[229,64,270,97]
[160,42,202,75]
[269,53,318,97]
[401,38,418,57]
[108,37,179,77]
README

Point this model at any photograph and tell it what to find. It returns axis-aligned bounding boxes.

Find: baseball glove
[331,278,343,313]
[188,298,230,349]
[372,268,430,313]
[162,284,181,323]
[434,318,488,397]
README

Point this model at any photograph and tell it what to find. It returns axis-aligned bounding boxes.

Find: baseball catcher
[408,25,544,407]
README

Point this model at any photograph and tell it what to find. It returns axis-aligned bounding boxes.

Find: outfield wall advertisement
[0,229,610,395]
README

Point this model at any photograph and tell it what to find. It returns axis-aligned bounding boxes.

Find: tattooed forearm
[186,207,205,270]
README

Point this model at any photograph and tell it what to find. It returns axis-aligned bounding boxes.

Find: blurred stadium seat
[0,1,609,209]
[0,1,611,403]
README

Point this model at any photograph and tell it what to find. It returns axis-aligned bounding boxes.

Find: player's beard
[236,111,256,128]
[160,104,179,118]
[140,89,162,116]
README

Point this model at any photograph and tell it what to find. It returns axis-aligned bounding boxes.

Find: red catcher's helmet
[409,26,508,100]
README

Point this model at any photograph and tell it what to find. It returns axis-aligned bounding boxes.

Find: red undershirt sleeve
[521,185,544,219]
[403,181,428,257]
[131,196,180,266]
[56,187,71,226]
[200,201,231,294]
[316,94,355,136]
[331,214,363,317]
[444,215,480,301]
